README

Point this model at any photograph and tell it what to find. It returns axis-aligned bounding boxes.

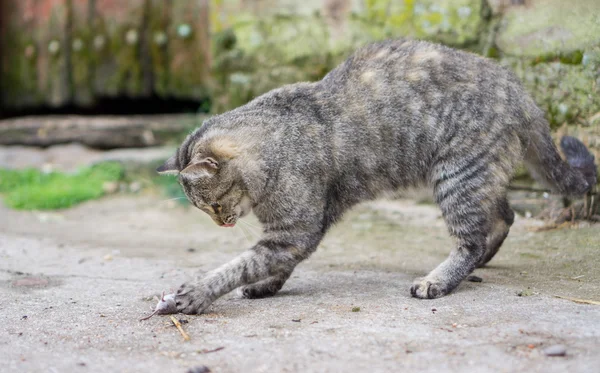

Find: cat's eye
[211,203,221,213]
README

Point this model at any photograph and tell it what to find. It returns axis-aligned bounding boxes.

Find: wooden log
[0,114,201,149]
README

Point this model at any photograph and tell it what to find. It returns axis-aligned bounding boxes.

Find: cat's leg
[238,271,293,299]
[411,169,507,298]
[174,231,322,314]
[477,197,514,267]
[410,235,487,299]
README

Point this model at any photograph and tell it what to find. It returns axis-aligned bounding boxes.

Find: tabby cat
[157,39,596,314]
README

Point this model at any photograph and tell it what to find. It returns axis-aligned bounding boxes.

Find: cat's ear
[181,157,219,177]
[156,155,179,175]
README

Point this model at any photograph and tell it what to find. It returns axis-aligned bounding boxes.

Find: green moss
[351,307,361,312]
[0,162,124,210]
[532,50,585,66]
[152,168,188,206]
[505,45,600,128]
[356,0,483,47]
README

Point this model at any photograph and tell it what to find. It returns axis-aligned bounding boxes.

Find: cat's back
[322,39,523,99]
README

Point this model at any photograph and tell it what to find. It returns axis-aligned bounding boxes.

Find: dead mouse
[139,292,177,321]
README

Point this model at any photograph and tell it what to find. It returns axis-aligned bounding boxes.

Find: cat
[157,39,597,314]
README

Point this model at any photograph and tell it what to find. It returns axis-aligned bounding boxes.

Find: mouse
[139,292,177,321]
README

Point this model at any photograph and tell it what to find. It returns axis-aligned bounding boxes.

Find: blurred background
[0,0,598,212]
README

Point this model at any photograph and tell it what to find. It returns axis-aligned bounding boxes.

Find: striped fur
[158,39,596,313]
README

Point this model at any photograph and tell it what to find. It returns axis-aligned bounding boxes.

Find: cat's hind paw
[238,284,278,299]
[410,277,448,299]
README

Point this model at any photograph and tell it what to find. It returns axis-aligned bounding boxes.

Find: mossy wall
[208,0,599,168]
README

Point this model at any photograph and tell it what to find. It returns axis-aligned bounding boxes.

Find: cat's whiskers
[238,219,262,231]
[236,224,254,245]
[238,220,261,239]
[159,197,187,203]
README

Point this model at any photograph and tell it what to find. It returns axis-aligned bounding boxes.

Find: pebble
[186,366,211,373]
[102,181,119,194]
[129,181,142,193]
[543,344,567,357]
[467,275,483,282]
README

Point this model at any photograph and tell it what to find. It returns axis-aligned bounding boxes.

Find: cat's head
[156,136,252,227]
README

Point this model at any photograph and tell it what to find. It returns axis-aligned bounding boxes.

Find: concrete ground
[1,193,599,373]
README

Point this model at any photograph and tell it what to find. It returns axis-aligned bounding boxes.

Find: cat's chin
[236,196,253,218]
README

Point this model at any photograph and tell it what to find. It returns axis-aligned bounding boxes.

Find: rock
[496,0,600,57]
[486,0,526,16]
[414,0,484,47]
[102,182,119,194]
[128,182,142,193]
[505,45,600,128]
[544,344,567,357]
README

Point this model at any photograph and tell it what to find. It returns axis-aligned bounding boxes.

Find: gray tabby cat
[157,39,597,314]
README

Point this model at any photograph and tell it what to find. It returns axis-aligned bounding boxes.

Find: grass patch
[0,162,124,210]
[152,173,189,206]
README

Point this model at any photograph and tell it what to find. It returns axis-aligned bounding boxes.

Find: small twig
[197,346,225,354]
[170,315,191,341]
[554,295,600,305]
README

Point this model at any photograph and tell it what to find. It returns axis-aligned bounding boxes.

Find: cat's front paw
[175,282,212,314]
[238,280,282,299]
[410,277,448,299]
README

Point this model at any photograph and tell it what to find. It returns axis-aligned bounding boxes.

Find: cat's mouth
[216,215,237,227]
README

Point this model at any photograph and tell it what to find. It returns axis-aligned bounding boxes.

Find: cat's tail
[523,117,597,197]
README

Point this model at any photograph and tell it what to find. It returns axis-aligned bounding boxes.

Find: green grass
[0,162,124,210]
[152,171,189,206]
